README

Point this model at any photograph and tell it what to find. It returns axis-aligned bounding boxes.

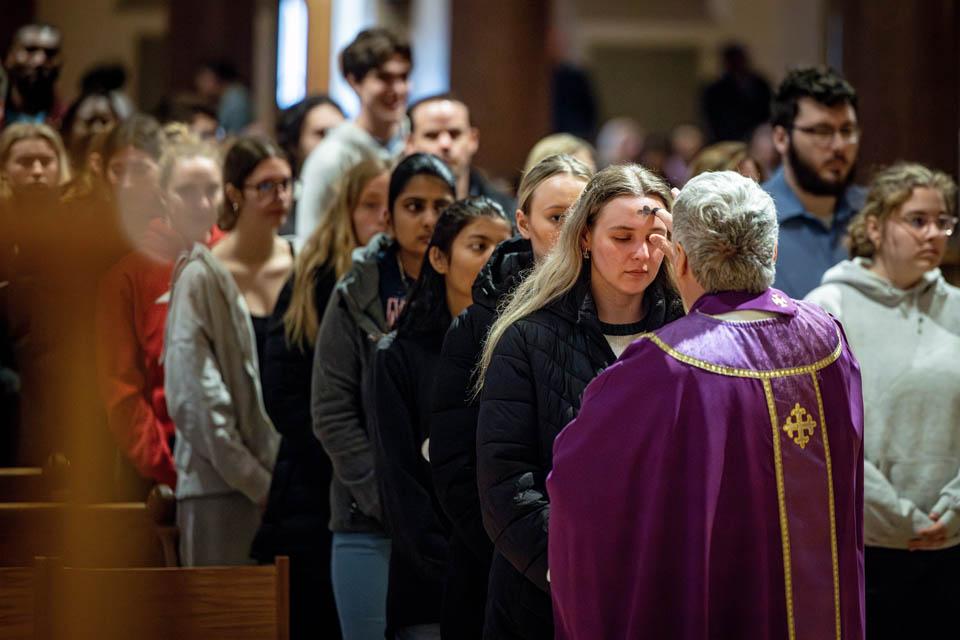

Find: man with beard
[3,24,65,127]
[763,66,865,298]
[405,94,515,219]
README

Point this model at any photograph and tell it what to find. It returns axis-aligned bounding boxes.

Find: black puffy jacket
[368,328,451,632]
[477,268,684,639]
[429,237,534,639]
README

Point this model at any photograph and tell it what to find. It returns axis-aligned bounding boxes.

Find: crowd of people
[1,20,959,640]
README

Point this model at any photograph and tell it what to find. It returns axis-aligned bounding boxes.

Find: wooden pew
[0,455,70,503]
[0,566,33,640]
[0,501,165,567]
[34,556,290,640]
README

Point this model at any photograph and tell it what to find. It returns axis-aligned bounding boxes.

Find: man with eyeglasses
[763,66,865,298]
[2,23,65,127]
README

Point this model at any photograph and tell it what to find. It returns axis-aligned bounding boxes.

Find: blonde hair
[523,134,596,175]
[517,153,593,217]
[688,141,765,182]
[477,163,673,390]
[283,157,392,347]
[158,138,222,191]
[0,122,72,191]
[847,162,957,259]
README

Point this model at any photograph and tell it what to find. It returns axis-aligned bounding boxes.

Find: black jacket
[251,264,341,639]
[429,237,534,638]
[253,265,337,556]
[476,269,684,639]
[369,328,451,631]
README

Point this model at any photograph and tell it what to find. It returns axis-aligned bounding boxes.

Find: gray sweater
[806,258,960,549]
[311,233,395,532]
[164,244,280,504]
[295,121,405,240]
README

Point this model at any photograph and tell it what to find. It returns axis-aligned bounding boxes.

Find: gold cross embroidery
[771,293,789,308]
[782,403,817,448]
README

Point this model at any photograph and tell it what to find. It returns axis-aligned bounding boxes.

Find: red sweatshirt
[95,219,222,488]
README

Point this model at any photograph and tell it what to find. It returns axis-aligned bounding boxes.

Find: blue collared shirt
[763,167,866,299]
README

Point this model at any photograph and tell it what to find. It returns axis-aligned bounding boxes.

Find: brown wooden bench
[0,566,33,640]
[0,501,165,567]
[34,556,290,640]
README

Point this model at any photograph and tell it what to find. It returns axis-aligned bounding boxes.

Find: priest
[547,170,865,640]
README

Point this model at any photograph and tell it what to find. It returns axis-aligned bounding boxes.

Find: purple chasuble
[547,289,865,640]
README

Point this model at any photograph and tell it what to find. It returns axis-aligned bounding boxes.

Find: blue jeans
[331,531,391,640]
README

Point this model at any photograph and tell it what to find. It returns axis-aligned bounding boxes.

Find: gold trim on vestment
[812,372,842,640]
[639,332,843,379]
[636,328,846,640]
[764,379,797,640]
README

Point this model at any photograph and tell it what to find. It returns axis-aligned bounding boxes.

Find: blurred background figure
[663,122,705,186]
[595,117,644,169]
[687,140,766,182]
[276,94,346,179]
[701,42,772,143]
[2,22,64,127]
[523,133,596,175]
[194,59,253,135]
[155,95,221,142]
[61,90,123,172]
[275,94,346,235]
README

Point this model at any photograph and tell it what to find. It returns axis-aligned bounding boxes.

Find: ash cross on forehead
[638,205,662,217]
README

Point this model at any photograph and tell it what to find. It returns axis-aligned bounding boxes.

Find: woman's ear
[428,245,449,274]
[224,184,242,211]
[515,210,530,239]
[581,229,592,254]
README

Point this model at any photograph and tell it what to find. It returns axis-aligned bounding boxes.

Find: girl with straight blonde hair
[253,155,390,638]
[283,156,391,348]
[474,163,684,638]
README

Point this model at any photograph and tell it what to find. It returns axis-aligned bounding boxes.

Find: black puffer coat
[368,328,451,633]
[476,268,684,639]
[429,237,534,639]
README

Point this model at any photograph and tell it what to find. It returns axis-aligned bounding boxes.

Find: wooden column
[306,0,333,94]
[168,0,256,93]
[829,0,959,280]
[832,0,958,177]
[450,0,552,183]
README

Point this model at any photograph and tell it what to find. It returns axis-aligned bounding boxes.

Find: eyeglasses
[791,124,860,148]
[898,213,959,237]
[244,178,292,200]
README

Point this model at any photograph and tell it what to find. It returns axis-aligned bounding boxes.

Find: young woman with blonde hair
[96,136,222,498]
[475,163,684,638]
[429,153,592,639]
[252,156,390,639]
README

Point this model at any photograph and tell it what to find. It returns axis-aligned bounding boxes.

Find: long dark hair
[388,152,456,214]
[395,196,507,337]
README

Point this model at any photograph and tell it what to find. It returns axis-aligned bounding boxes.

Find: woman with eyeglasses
[164,137,292,566]
[806,162,960,640]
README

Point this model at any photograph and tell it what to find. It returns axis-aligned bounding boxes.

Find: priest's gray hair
[673,171,778,293]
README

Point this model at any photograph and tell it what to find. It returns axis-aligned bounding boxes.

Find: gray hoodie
[164,244,281,504]
[311,233,395,533]
[806,258,960,549]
